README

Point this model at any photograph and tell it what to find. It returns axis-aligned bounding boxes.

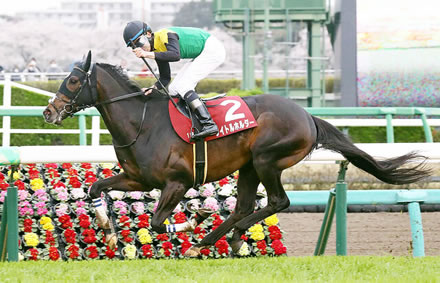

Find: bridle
[48,65,98,118]
[50,64,147,148]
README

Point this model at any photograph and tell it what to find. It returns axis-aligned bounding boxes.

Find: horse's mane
[97,63,142,93]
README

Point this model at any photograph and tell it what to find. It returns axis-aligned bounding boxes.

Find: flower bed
[0,163,286,260]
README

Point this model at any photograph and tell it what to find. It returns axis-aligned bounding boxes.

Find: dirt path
[278,212,440,256]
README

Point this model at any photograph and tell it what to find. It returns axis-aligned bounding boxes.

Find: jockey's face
[135,31,152,52]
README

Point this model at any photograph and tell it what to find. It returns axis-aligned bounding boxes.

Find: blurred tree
[172,0,214,29]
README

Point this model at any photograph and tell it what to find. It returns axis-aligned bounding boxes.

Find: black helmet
[123,21,152,48]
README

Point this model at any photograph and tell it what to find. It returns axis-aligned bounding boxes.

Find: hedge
[0,84,438,146]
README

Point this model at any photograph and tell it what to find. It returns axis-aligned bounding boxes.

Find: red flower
[84,171,96,178]
[119,215,130,223]
[67,168,78,177]
[173,212,187,224]
[162,241,173,250]
[200,248,211,256]
[179,240,192,254]
[58,215,73,229]
[67,244,80,259]
[82,229,97,244]
[79,219,91,229]
[120,229,131,238]
[64,229,77,244]
[137,214,149,228]
[215,239,229,255]
[0,182,9,190]
[23,218,33,233]
[14,180,26,190]
[176,232,189,242]
[141,244,154,258]
[81,163,92,169]
[268,226,282,241]
[85,176,98,185]
[49,247,60,261]
[102,168,114,178]
[45,163,58,169]
[29,248,39,260]
[156,233,169,242]
[270,240,287,255]
[53,180,66,188]
[62,163,72,169]
[28,168,40,179]
[86,246,99,259]
[45,230,56,246]
[105,246,116,259]
[213,218,223,229]
[68,176,82,188]
[240,234,249,241]
[256,240,268,255]
[218,177,229,187]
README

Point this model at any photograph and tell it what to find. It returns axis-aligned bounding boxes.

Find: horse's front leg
[150,181,192,234]
[89,173,144,249]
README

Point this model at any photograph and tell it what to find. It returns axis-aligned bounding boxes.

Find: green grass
[1,256,440,282]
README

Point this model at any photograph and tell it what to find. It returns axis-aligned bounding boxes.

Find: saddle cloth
[168,96,258,143]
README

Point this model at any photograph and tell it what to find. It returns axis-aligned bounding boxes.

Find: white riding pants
[169,35,226,97]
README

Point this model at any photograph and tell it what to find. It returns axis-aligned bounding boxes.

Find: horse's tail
[311,116,431,184]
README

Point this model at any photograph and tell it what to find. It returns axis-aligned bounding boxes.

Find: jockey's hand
[142,85,157,96]
[133,48,155,59]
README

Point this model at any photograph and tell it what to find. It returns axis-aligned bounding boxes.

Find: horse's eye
[70,77,78,84]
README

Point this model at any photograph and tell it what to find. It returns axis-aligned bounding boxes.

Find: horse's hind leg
[232,162,291,238]
[184,162,259,256]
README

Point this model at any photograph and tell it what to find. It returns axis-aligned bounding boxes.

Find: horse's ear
[83,50,92,72]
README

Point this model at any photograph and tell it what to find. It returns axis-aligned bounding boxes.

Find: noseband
[49,65,97,118]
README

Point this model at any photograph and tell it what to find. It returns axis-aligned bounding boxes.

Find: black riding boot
[184,90,218,140]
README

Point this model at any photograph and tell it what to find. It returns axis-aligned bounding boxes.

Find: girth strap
[193,140,207,188]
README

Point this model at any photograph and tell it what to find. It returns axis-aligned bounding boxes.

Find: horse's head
[43,50,97,125]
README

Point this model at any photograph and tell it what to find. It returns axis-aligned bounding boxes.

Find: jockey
[123,20,225,140]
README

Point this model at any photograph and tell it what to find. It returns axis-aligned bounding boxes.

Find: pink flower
[57,191,69,201]
[37,207,49,216]
[203,197,219,211]
[75,207,87,215]
[128,191,143,200]
[201,184,215,198]
[35,202,46,209]
[18,190,30,201]
[224,196,237,211]
[0,191,6,202]
[55,203,70,217]
[75,200,86,208]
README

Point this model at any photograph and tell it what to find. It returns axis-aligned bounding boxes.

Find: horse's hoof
[106,233,118,250]
[197,208,214,219]
[184,246,201,257]
[231,240,244,254]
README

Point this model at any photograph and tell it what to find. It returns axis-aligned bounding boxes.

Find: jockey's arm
[154,60,171,90]
[154,33,180,62]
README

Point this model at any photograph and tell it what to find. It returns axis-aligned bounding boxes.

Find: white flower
[184,188,199,198]
[224,196,237,211]
[257,184,267,196]
[218,184,234,197]
[259,197,268,208]
[108,190,125,200]
[173,203,182,213]
[148,189,161,199]
[238,242,250,256]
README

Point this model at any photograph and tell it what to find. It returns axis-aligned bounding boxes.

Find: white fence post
[91,116,101,146]
[2,74,11,146]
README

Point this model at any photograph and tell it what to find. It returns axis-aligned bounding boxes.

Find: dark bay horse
[43,51,430,256]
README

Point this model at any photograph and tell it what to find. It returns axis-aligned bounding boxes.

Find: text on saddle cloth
[169,96,258,143]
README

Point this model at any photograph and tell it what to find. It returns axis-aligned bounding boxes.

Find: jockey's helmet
[123,21,152,48]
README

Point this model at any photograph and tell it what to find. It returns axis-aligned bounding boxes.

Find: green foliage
[346,127,434,143]
[22,77,336,95]
[1,256,440,282]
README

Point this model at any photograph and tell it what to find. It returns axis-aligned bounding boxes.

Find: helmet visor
[133,35,148,48]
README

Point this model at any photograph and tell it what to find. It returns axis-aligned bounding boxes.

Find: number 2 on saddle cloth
[168,96,258,144]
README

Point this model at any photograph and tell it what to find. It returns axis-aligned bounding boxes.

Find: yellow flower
[8,170,21,180]
[24,233,39,247]
[124,244,137,259]
[264,214,279,227]
[100,163,115,169]
[163,219,170,225]
[248,224,263,233]
[250,231,265,241]
[137,228,152,244]
[30,178,44,191]
[40,216,51,225]
[43,222,55,231]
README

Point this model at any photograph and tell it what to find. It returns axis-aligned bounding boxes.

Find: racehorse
[43,51,431,256]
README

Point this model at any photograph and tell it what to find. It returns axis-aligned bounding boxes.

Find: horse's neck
[95,68,149,145]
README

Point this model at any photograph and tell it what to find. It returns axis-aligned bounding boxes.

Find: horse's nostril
[43,109,51,118]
